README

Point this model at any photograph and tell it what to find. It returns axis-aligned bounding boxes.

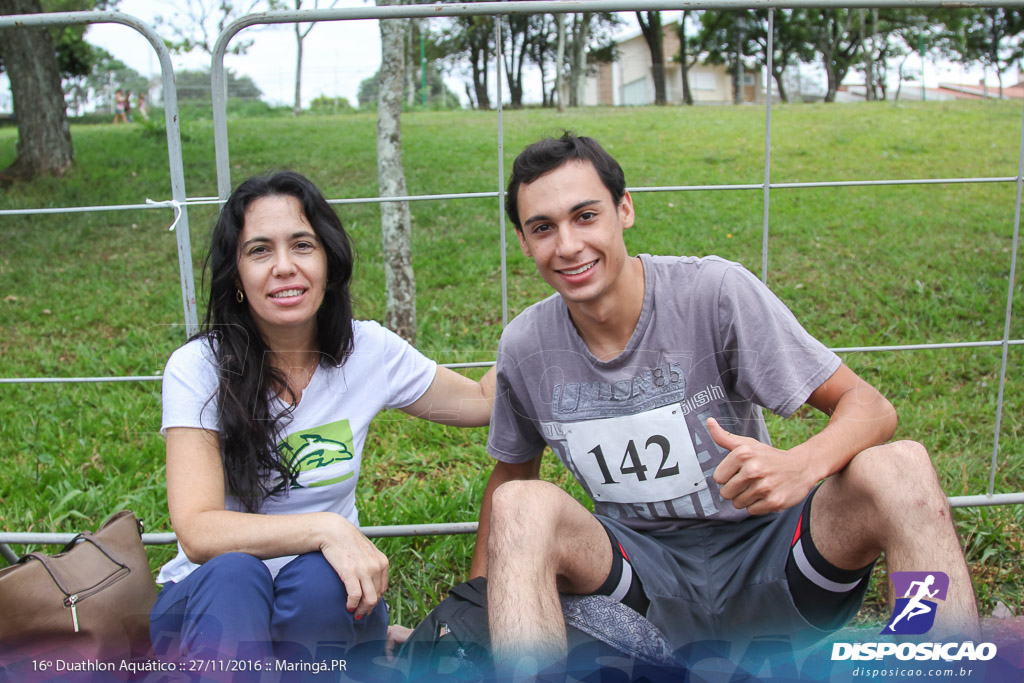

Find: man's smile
[557,260,598,276]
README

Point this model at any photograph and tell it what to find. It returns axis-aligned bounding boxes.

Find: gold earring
[236,290,245,303]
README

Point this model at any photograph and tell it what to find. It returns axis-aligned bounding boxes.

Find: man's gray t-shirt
[487,254,841,531]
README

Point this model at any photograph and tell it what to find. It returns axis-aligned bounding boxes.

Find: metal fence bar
[0,10,198,336]
[0,198,221,217]
[4,340,1023,385]
[0,523,480,549]
[1,175,1017,219]
[0,363,494,385]
[495,16,509,328]
[760,9,775,284]
[6,490,1024,551]
[989,97,1024,496]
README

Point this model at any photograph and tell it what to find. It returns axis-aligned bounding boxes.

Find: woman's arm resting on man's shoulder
[400,365,496,427]
[165,427,388,618]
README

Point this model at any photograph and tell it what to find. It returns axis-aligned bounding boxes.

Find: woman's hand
[319,515,390,619]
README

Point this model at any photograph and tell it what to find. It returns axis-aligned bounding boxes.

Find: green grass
[1,101,1022,629]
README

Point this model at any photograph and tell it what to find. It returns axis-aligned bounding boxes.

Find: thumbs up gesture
[708,417,815,515]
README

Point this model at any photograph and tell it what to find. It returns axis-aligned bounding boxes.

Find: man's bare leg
[810,440,980,639]
[486,479,614,675]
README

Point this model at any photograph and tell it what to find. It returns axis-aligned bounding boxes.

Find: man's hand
[385,624,413,661]
[708,418,817,515]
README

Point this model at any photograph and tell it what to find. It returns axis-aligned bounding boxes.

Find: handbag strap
[19,533,131,599]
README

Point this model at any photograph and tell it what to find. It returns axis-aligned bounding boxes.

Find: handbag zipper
[64,594,80,632]
[59,565,128,634]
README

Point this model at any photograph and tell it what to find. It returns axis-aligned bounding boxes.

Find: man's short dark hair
[505,132,626,230]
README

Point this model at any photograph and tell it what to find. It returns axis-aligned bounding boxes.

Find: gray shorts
[597,496,869,649]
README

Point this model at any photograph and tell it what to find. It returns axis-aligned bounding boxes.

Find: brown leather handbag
[0,510,158,662]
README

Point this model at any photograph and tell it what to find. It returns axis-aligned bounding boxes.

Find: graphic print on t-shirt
[278,419,356,489]
[536,355,740,523]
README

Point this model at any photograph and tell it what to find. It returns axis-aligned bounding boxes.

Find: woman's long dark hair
[200,170,355,513]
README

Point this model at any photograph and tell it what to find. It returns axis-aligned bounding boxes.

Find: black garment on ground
[395,576,681,682]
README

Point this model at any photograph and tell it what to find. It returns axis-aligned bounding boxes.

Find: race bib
[559,404,706,503]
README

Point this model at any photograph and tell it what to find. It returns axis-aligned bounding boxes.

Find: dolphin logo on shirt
[286,433,353,471]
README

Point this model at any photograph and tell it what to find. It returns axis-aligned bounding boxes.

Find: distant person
[150,171,495,666]
[472,132,980,675]
[124,89,133,122]
[112,89,127,124]
[136,92,148,121]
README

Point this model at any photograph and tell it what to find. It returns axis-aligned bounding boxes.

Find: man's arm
[710,362,897,515]
[470,456,543,578]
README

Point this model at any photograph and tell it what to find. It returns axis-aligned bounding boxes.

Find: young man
[470,133,979,672]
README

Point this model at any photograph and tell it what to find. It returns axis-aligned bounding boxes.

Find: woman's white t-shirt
[157,320,437,584]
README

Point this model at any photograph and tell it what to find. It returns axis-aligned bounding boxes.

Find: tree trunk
[293,20,304,115]
[0,0,74,180]
[568,13,591,106]
[859,9,872,101]
[734,18,744,105]
[472,55,490,110]
[470,32,491,110]
[555,13,566,112]
[406,19,417,107]
[679,13,694,106]
[824,63,839,102]
[636,12,666,105]
[869,9,878,100]
[375,6,416,343]
[773,70,788,103]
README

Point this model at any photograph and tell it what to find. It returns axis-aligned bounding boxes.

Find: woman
[150,171,493,665]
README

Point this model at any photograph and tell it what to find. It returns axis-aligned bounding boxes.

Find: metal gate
[0,2,1021,561]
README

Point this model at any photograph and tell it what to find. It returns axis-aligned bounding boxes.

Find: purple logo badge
[881,572,949,635]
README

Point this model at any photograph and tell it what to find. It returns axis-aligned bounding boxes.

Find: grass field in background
[0,100,1022,628]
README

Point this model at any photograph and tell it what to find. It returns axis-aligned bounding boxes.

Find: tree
[676,10,701,105]
[748,9,816,103]
[459,16,494,110]
[567,13,591,106]
[289,0,338,116]
[155,0,267,56]
[564,13,618,107]
[500,12,532,108]
[855,9,924,101]
[308,94,352,112]
[806,9,866,102]
[357,65,459,109]
[942,8,1024,97]
[175,68,262,100]
[697,11,756,104]
[636,11,667,105]
[0,0,74,179]
[375,4,416,342]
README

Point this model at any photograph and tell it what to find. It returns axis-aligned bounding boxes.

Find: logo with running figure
[882,571,949,635]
